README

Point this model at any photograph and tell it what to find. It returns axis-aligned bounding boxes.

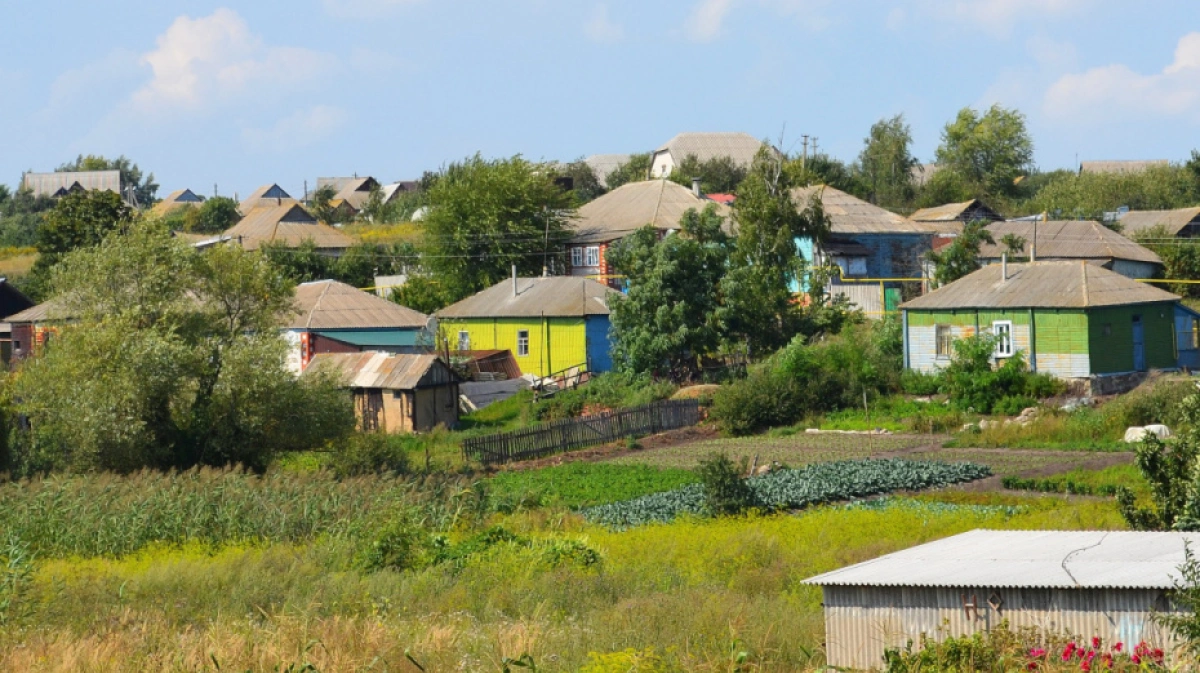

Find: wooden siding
[1088,303,1176,374]
[441,317,588,378]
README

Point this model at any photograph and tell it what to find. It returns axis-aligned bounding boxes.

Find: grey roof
[21,171,121,197]
[654,132,768,167]
[804,529,1200,589]
[570,179,730,244]
[239,184,296,213]
[910,199,1002,224]
[305,352,455,390]
[793,185,942,235]
[909,163,941,187]
[900,260,1178,310]
[1118,207,1200,237]
[980,220,1162,266]
[584,154,632,188]
[1080,160,1169,175]
[6,299,69,323]
[224,203,354,251]
[438,276,614,319]
[151,189,205,217]
[287,280,428,330]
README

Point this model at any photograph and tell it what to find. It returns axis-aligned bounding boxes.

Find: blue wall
[585,316,614,373]
[793,233,930,292]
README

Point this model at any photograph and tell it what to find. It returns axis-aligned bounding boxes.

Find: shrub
[357,509,431,572]
[330,433,411,478]
[535,372,676,422]
[901,370,942,396]
[1105,379,1195,429]
[993,395,1037,417]
[938,334,1064,414]
[697,453,757,516]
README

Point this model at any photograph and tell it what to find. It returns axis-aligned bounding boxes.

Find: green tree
[421,154,575,303]
[608,205,730,378]
[188,196,241,233]
[935,105,1034,199]
[668,154,748,194]
[25,190,137,300]
[1021,165,1200,218]
[856,114,917,208]
[307,184,342,224]
[11,220,353,474]
[999,233,1027,258]
[1135,225,1200,299]
[56,154,159,207]
[0,186,55,249]
[605,153,652,190]
[554,159,606,203]
[390,276,450,314]
[785,154,871,199]
[926,219,995,287]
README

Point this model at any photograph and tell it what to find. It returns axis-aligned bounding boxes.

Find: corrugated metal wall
[1088,303,1176,374]
[823,586,1178,670]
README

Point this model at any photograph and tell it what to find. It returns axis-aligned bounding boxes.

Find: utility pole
[801,135,810,170]
[812,137,820,158]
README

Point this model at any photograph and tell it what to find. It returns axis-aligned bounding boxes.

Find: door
[1132,315,1146,372]
[358,389,384,431]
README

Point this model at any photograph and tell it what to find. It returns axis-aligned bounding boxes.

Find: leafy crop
[581,459,991,527]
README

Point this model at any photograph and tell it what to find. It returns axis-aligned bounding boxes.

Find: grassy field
[0,248,37,278]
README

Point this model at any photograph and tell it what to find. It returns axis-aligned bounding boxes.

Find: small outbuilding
[980,220,1162,280]
[805,530,1191,670]
[305,352,460,433]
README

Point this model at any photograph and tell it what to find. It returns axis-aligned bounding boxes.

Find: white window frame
[457,330,470,351]
[571,247,583,267]
[584,246,600,267]
[992,320,1014,358]
[517,329,530,357]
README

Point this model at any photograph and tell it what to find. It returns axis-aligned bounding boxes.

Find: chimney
[512,264,518,297]
[1001,253,1007,281]
[692,177,702,198]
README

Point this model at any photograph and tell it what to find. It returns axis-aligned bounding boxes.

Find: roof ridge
[307,280,333,329]
[1080,260,1090,306]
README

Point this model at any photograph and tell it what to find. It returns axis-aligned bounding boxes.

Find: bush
[901,370,942,396]
[1105,379,1195,429]
[993,395,1037,417]
[939,334,1064,414]
[534,372,676,422]
[330,433,411,478]
[697,453,756,516]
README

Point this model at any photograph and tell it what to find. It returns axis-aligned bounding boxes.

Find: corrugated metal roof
[654,132,767,167]
[287,280,428,329]
[584,154,632,188]
[910,199,1002,223]
[1080,160,1169,174]
[21,171,121,197]
[151,189,205,217]
[980,220,1162,265]
[305,352,455,390]
[900,260,1178,310]
[805,530,1200,589]
[7,298,70,323]
[224,203,354,251]
[569,179,731,244]
[239,184,296,213]
[438,276,614,318]
[792,185,942,235]
[1119,207,1200,237]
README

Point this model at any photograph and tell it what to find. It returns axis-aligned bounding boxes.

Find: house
[793,185,943,315]
[316,176,380,210]
[438,276,615,378]
[979,220,1163,279]
[909,199,1003,232]
[567,179,731,288]
[650,132,769,178]
[283,279,432,373]
[379,181,420,204]
[223,203,355,254]
[583,154,632,188]
[7,298,70,362]
[150,189,205,218]
[305,352,460,433]
[0,280,36,364]
[803,530,1190,670]
[239,184,297,213]
[1118,207,1200,239]
[21,170,123,200]
[326,198,359,222]
[900,261,1184,392]
[1080,159,1169,174]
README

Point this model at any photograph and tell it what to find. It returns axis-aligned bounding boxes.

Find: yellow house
[437,276,615,378]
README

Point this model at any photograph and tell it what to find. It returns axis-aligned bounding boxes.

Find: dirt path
[498,425,721,471]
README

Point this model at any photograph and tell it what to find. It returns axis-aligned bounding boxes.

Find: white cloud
[922,0,1091,36]
[683,0,829,42]
[131,8,334,113]
[242,105,349,153]
[322,0,423,19]
[685,0,736,42]
[1044,32,1200,123]
[585,4,624,43]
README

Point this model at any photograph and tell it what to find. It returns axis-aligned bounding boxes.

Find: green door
[884,287,902,312]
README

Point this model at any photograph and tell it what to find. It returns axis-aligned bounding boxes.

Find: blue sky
[2,0,1199,200]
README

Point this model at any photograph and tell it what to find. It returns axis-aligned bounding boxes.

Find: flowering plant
[1025,638,1166,672]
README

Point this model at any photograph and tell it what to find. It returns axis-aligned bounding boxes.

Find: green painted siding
[1031,311,1088,356]
[1087,303,1175,374]
[976,310,1030,326]
[441,317,587,377]
[906,311,979,328]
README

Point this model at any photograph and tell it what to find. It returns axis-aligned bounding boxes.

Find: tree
[554,159,606,203]
[999,233,1027,258]
[188,196,241,233]
[1021,165,1200,218]
[1188,150,1200,185]
[856,114,917,208]
[56,154,159,206]
[24,190,137,301]
[307,184,342,224]
[608,205,730,378]
[10,220,354,474]
[934,105,1033,199]
[668,154,748,194]
[420,154,575,303]
[390,276,450,314]
[785,154,870,199]
[926,219,994,287]
[605,153,652,190]
[0,185,55,249]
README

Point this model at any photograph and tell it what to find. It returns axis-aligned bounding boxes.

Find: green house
[900,261,1182,383]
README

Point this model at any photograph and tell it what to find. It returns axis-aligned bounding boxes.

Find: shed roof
[792,185,941,235]
[21,171,121,197]
[239,184,296,213]
[804,529,1200,589]
[654,132,767,167]
[1080,160,1169,174]
[224,203,355,251]
[438,276,614,319]
[900,260,1178,310]
[1118,207,1200,237]
[979,220,1162,265]
[305,352,455,390]
[287,280,428,330]
[584,154,632,188]
[910,199,1002,223]
[570,179,730,244]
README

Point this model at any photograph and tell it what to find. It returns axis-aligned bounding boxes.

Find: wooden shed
[805,530,1192,670]
[305,352,460,433]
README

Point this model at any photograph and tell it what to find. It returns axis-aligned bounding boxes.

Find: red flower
[1113,642,1123,653]
[1092,636,1101,649]
[1029,647,1047,658]
[1132,654,1141,664]
[1081,659,1091,672]
[1027,663,1038,671]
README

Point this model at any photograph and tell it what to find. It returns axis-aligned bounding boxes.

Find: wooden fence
[462,399,703,465]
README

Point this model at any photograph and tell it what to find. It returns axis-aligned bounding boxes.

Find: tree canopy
[605,154,652,190]
[56,154,159,207]
[934,105,1033,200]
[856,114,917,208]
[668,154,749,194]
[926,219,995,287]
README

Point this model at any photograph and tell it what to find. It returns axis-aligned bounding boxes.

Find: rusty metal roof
[792,185,942,235]
[438,276,614,319]
[901,260,1178,310]
[569,179,730,244]
[1118,207,1200,237]
[1080,160,1169,174]
[287,280,428,330]
[224,203,354,251]
[654,132,767,167]
[21,170,121,197]
[980,220,1161,265]
[305,352,456,390]
[805,529,1200,589]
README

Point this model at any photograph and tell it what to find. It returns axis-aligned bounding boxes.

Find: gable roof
[151,189,205,217]
[792,185,941,235]
[584,154,632,188]
[305,352,456,390]
[1118,207,1200,237]
[328,177,379,209]
[804,529,1198,590]
[21,171,121,198]
[239,184,295,213]
[569,179,731,244]
[224,203,355,251]
[900,260,1178,310]
[379,181,419,204]
[654,132,768,167]
[1080,160,1169,175]
[438,276,614,319]
[980,220,1162,266]
[7,298,70,324]
[287,279,428,330]
[910,199,1003,223]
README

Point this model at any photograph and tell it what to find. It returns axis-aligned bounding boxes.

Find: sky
[1,0,1199,200]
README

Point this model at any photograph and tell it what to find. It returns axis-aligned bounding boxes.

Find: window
[992,321,1014,358]
[517,330,530,357]
[935,324,953,358]
[584,246,600,267]
[848,257,867,275]
[457,330,470,351]
[571,247,583,267]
